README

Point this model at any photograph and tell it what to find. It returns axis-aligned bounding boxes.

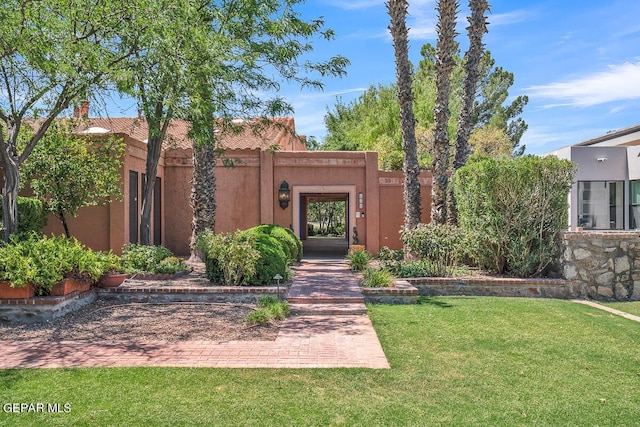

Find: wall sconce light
[358,192,364,209]
[278,181,291,209]
[596,157,608,162]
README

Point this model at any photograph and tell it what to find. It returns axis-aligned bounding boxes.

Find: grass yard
[602,301,640,318]
[1,297,639,426]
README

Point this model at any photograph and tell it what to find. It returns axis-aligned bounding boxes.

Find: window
[630,180,640,229]
[578,181,624,230]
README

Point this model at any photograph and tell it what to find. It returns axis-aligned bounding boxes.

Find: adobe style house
[546,124,640,231]
[34,115,433,256]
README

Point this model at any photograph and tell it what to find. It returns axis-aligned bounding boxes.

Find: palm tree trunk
[189,140,216,260]
[431,0,459,225]
[387,0,422,244]
[448,0,489,224]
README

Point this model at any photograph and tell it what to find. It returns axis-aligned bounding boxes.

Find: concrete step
[287,296,364,305]
[290,303,367,316]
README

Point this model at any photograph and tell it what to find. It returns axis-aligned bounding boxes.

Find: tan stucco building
[36,116,433,255]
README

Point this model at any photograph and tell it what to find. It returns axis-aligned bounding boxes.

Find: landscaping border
[0,289,96,324]
[361,280,418,304]
[407,276,568,299]
[98,285,289,304]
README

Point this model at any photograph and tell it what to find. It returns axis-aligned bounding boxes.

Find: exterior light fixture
[596,157,607,162]
[278,181,291,209]
[358,192,364,209]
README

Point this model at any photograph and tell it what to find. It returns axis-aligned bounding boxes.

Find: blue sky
[270,0,640,154]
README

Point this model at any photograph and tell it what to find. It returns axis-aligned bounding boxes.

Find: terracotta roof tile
[76,117,306,152]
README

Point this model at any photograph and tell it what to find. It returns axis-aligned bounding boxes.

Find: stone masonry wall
[561,231,640,301]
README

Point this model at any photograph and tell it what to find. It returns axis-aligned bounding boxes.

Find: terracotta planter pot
[98,273,129,288]
[0,282,35,299]
[349,245,366,253]
[50,278,92,296]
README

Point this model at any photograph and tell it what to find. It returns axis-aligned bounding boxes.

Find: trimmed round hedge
[244,233,288,285]
[245,224,303,264]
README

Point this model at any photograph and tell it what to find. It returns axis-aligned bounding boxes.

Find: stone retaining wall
[407,277,568,299]
[561,231,640,301]
[0,290,96,324]
[98,286,288,304]
[361,280,418,304]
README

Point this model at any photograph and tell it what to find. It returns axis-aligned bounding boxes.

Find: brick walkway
[0,259,390,369]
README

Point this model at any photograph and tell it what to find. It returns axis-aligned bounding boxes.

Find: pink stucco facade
[9,117,433,256]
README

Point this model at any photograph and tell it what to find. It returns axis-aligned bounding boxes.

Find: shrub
[398,260,440,278]
[121,244,185,274]
[155,256,189,274]
[401,223,467,275]
[0,233,106,292]
[454,156,576,277]
[361,267,394,288]
[377,246,404,274]
[245,233,289,285]
[0,196,48,235]
[197,230,260,285]
[245,225,302,263]
[96,251,124,274]
[247,296,290,325]
[347,249,371,271]
[246,309,272,326]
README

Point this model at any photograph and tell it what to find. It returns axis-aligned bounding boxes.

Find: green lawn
[602,301,640,317]
[1,297,639,426]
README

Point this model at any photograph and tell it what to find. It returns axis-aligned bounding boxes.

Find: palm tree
[448,0,490,224]
[431,0,459,225]
[386,0,422,246]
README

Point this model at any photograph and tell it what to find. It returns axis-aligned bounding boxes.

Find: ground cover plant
[346,249,371,271]
[2,297,638,426]
[246,295,290,326]
[121,244,189,275]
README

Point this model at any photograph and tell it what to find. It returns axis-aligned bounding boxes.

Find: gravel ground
[0,299,281,342]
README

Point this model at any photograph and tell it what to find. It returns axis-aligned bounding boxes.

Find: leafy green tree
[187,0,348,257]
[116,1,348,249]
[387,0,422,243]
[323,48,528,166]
[21,120,125,238]
[0,0,143,241]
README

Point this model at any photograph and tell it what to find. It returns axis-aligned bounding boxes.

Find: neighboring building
[15,114,433,255]
[546,124,640,231]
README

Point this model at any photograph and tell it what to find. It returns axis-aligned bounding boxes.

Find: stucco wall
[164,149,193,255]
[377,171,433,250]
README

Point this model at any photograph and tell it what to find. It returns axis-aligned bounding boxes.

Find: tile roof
[76,117,306,151]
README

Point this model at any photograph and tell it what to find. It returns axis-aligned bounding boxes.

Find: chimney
[73,100,89,118]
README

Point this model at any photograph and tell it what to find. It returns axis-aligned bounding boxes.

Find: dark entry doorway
[301,193,349,258]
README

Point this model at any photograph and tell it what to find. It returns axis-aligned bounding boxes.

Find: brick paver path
[0,260,390,369]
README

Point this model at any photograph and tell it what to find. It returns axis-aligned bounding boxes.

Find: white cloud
[487,10,531,26]
[323,0,381,10]
[526,62,640,107]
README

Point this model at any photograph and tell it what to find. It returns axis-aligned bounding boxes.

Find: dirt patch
[0,299,281,342]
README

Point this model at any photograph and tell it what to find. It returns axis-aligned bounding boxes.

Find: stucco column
[365,151,380,253]
[260,150,274,225]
